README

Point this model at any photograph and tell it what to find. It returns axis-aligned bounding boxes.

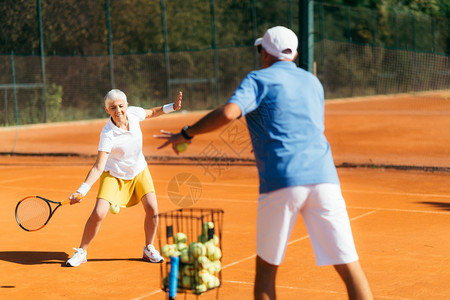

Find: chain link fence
[1,0,449,126]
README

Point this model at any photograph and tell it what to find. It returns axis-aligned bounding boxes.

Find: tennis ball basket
[155,208,224,299]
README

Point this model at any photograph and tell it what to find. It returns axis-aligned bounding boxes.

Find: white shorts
[256,183,359,266]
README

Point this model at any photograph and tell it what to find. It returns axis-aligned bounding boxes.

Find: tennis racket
[15,196,71,232]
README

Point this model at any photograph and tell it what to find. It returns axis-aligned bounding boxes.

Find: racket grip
[62,194,81,206]
[61,198,71,205]
[168,256,180,299]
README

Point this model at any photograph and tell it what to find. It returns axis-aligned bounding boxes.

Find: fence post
[373,8,379,94]
[160,0,171,99]
[287,0,292,29]
[209,0,219,105]
[11,52,19,126]
[299,0,314,72]
[318,2,328,92]
[37,0,47,122]
[373,8,377,44]
[431,17,435,52]
[394,12,398,49]
[105,0,115,89]
[411,13,416,50]
[346,5,354,97]
[251,0,258,69]
[3,89,7,126]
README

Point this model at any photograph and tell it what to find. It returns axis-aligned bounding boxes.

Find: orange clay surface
[1,91,449,299]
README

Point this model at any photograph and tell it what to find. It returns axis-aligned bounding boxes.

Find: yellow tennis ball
[176,142,188,153]
[211,234,219,246]
[212,260,221,273]
[182,275,192,289]
[193,283,207,294]
[190,242,206,258]
[204,241,216,259]
[110,204,120,214]
[174,232,187,244]
[209,247,222,261]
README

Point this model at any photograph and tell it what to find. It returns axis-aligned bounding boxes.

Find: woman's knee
[142,193,158,214]
[89,198,110,222]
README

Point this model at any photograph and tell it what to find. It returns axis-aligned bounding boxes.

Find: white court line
[326,110,450,116]
[223,279,345,296]
[198,197,257,204]
[4,181,448,216]
[223,210,377,270]
[156,181,450,200]
[344,189,450,199]
[222,279,413,300]
[349,209,378,221]
[349,205,450,215]
[324,90,449,104]
[222,253,256,270]
[0,174,80,185]
[219,210,419,300]
[152,179,259,189]
[3,173,448,199]
[132,289,162,299]
[0,176,47,184]
[162,195,450,215]
[3,185,69,194]
[158,194,257,204]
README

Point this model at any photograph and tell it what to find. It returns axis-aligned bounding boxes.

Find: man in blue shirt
[156,26,372,300]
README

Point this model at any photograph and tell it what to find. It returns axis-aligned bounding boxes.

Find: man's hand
[154,130,191,155]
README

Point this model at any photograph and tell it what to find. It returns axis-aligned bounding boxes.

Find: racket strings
[16,198,51,230]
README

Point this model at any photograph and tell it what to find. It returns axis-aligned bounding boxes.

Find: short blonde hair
[104,89,127,107]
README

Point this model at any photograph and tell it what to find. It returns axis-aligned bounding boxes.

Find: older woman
[66,89,182,267]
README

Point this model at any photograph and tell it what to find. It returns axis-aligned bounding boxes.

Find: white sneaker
[143,244,164,263]
[66,248,87,267]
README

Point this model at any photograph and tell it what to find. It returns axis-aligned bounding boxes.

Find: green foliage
[109,0,164,53]
[1,0,447,55]
[0,0,38,55]
[0,0,448,125]
[45,83,63,122]
[11,83,62,125]
[378,0,440,17]
[44,1,106,55]
[321,0,447,17]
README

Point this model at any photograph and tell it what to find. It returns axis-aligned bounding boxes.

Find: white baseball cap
[254,26,298,61]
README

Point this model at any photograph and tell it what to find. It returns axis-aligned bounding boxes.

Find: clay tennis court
[1,91,449,299]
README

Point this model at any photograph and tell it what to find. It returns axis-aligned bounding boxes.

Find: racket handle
[168,256,180,299]
[61,198,71,205]
[62,193,81,206]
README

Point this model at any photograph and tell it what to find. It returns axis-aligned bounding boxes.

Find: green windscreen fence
[316,40,450,98]
[2,42,448,126]
[0,0,449,126]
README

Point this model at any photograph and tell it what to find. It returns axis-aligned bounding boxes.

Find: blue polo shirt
[227,61,339,194]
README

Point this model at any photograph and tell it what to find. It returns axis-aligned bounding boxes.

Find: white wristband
[77,182,91,196]
[163,103,175,113]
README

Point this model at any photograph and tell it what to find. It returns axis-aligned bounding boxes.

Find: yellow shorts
[97,167,155,208]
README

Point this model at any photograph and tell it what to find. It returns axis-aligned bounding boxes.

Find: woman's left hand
[173,91,182,111]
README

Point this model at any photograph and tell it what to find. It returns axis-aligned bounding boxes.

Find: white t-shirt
[98,106,148,180]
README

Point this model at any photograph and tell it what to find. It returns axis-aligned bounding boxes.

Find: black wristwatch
[180,125,193,140]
